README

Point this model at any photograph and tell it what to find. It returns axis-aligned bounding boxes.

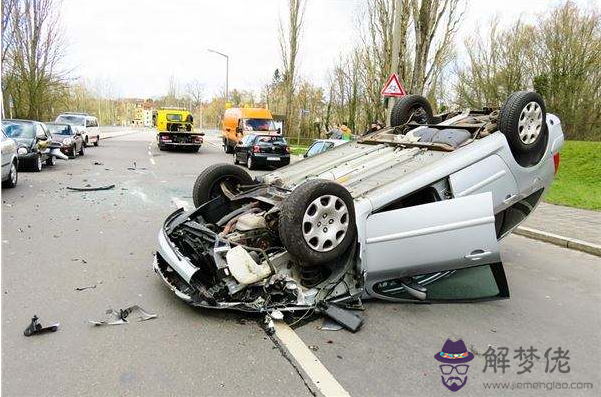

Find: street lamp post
[207,49,229,103]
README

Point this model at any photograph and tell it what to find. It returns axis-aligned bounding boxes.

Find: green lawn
[545,141,601,211]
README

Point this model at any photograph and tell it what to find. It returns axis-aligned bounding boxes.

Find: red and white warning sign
[381,73,407,97]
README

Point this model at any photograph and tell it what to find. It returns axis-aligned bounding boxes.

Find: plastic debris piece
[89,305,157,326]
[75,284,96,291]
[67,184,115,192]
[23,315,59,336]
[318,317,343,331]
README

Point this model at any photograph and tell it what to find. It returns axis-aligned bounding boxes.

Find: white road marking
[171,197,191,211]
[274,322,351,397]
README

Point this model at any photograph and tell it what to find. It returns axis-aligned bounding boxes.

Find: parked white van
[55,112,100,147]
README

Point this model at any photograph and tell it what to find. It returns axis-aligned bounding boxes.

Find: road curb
[514,226,601,257]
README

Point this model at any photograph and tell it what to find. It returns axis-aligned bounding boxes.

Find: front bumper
[17,152,38,163]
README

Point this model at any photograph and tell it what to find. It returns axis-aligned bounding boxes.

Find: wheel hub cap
[302,195,349,252]
[518,101,543,145]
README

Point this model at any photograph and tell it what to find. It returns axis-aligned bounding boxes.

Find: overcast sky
[60,0,598,100]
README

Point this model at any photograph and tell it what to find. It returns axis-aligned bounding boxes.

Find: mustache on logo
[444,376,466,386]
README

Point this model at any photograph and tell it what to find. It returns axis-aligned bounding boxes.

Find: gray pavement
[2,130,600,396]
[522,202,601,246]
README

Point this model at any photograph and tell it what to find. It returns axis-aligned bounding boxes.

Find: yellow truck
[156,108,204,152]
[221,107,279,153]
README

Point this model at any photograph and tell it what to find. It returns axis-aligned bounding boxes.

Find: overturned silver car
[154,91,564,324]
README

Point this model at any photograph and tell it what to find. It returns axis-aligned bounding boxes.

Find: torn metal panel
[89,305,157,326]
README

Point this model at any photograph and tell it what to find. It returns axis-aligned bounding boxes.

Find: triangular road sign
[381,74,407,97]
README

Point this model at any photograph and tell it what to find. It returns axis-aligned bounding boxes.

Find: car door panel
[364,192,500,282]
[449,154,519,212]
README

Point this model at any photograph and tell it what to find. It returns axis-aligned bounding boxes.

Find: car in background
[1,127,18,188]
[304,139,347,158]
[222,107,278,154]
[155,108,203,152]
[2,119,56,171]
[46,122,84,158]
[233,133,290,169]
[55,112,100,147]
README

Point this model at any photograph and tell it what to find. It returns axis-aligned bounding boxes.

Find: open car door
[363,192,509,302]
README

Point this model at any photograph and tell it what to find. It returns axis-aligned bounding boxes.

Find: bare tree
[5,0,69,120]
[278,0,306,134]
[186,79,204,107]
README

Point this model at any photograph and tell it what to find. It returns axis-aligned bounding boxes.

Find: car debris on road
[23,315,59,337]
[89,305,157,326]
[67,184,115,192]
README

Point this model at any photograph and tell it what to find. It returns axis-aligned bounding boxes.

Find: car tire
[233,153,239,165]
[79,144,85,156]
[46,155,56,166]
[192,163,254,208]
[499,91,548,166]
[2,160,18,188]
[31,154,42,172]
[224,140,234,154]
[279,179,356,266]
[390,94,434,127]
[93,136,99,146]
[246,155,254,170]
[84,137,89,147]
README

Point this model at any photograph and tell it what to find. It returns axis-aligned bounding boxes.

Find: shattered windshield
[46,124,72,135]
[2,121,35,139]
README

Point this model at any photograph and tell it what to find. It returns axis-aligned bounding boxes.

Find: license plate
[267,157,280,161]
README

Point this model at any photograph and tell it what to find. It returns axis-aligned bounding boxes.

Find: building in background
[133,101,155,127]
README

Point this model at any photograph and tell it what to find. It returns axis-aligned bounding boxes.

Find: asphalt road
[2,129,600,397]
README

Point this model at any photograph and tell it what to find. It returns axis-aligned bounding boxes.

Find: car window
[2,121,35,139]
[256,135,286,145]
[56,115,85,126]
[243,135,255,145]
[166,114,182,122]
[47,124,72,135]
[243,118,275,131]
[322,142,335,152]
[306,142,324,156]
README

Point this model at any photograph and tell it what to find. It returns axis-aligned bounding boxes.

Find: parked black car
[46,122,84,159]
[233,133,290,170]
[1,119,56,171]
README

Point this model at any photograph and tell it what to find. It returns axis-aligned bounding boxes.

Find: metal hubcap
[518,101,543,145]
[302,195,349,252]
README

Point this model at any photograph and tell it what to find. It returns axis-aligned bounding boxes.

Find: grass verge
[545,141,601,211]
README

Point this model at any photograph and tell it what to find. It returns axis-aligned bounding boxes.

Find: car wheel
[32,154,42,172]
[390,94,434,127]
[192,163,255,208]
[84,137,89,147]
[79,143,85,156]
[233,153,239,165]
[499,91,548,166]
[2,160,18,188]
[246,155,254,170]
[93,136,99,146]
[46,155,56,166]
[279,179,356,265]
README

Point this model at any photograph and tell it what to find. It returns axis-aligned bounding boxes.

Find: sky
[60,0,599,100]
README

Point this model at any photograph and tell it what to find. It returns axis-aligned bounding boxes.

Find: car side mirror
[75,131,82,136]
[236,127,243,134]
[303,153,308,158]
[238,140,243,145]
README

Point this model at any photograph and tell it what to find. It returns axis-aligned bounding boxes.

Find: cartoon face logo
[434,339,474,392]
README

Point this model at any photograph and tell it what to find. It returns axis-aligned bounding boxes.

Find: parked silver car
[1,127,18,188]
[154,91,563,323]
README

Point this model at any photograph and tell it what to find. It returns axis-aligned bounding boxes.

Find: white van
[55,113,100,147]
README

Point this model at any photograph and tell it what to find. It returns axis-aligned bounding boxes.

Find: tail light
[285,146,290,153]
[160,135,170,141]
[194,135,203,142]
[252,145,261,153]
[553,152,560,174]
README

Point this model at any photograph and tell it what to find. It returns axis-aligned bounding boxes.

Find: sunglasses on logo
[439,364,469,375]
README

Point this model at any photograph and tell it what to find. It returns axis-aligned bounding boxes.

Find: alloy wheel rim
[247,157,252,168]
[37,156,42,170]
[10,163,17,184]
[518,101,543,145]
[302,194,349,252]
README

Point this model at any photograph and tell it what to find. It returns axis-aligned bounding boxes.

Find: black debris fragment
[93,161,103,165]
[321,302,363,333]
[89,305,157,326]
[75,284,96,291]
[67,184,115,192]
[23,315,59,336]
[308,345,319,351]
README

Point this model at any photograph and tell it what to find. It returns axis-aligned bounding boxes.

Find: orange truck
[221,107,279,153]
